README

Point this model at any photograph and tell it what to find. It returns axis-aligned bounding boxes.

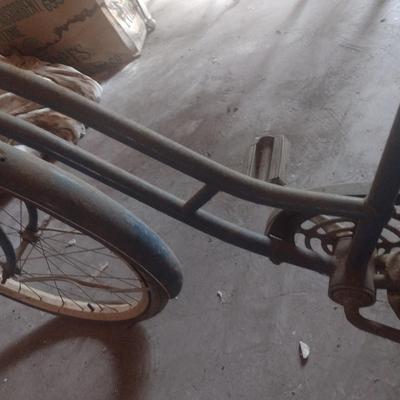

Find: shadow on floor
[0,317,150,400]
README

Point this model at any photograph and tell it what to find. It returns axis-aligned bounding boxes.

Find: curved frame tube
[0,63,366,219]
[0,63,380,277]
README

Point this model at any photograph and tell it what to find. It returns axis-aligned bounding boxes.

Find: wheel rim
[0,196,150,321]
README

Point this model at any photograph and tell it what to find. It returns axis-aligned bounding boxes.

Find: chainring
[265,183,400,324]
[265,184,400,257]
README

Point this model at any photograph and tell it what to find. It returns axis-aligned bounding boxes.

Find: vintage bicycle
[0,62,399,343]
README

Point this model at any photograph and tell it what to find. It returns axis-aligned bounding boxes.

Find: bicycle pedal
[247,135,289,185]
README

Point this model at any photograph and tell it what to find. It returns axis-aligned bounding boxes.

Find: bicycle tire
[0,143,182,321]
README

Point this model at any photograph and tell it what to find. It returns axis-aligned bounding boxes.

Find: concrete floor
[1,0,400,398]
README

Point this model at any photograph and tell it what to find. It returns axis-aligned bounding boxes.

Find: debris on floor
[217,290,224,303]
[66,239,77,248]
[299,341,310,362]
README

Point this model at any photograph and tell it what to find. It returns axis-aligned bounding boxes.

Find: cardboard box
[0,0,148,78]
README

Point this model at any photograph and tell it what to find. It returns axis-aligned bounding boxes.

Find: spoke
[27,271,106,312]
[19,201,22,238]
[40,227,85,236]
[37,239,138,306]
[19,201,22,269]
[59,290,86,311]
[22,271,139,281]
[40,237,141,286]
[33,240,108,310]
[0,221,21,232]
[18,272,86,312]
[19,244,36,273]
[3,231,18,236]
[23,283,42,300]
[36,240,65,306]
[18,280,42,300]
[18,275,149,293]
[28,243,118,259]
[1,207,23,227]
[42,236,119,258]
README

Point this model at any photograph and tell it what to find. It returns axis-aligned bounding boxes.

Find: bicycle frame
[0,63,399,339]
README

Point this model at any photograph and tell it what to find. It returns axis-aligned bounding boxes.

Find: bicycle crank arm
[328,238,400,343]
[344,304,400,343]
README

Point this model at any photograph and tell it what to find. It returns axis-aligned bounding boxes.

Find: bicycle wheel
[0,144,182,321]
